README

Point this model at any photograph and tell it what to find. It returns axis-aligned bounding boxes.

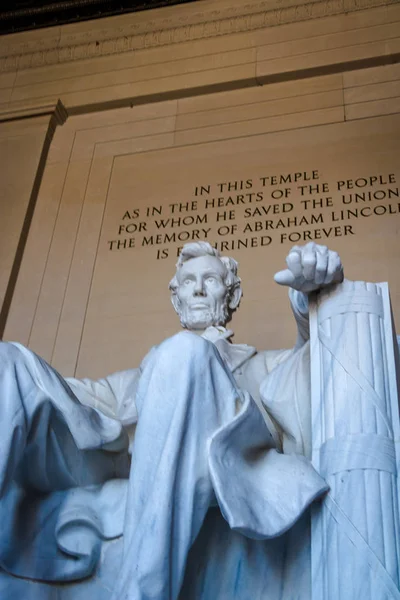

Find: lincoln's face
[175,255,229,330]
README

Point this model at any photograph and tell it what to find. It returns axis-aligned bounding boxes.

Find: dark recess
[0,0,200,35]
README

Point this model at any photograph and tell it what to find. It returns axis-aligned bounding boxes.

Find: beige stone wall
[0,113,54,335]
[0,0,399,376]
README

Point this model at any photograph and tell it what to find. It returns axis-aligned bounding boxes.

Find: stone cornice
[0,0,398,72]
[0,99,67,123]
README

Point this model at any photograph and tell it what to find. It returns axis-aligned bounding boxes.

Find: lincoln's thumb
[274,269,296,287]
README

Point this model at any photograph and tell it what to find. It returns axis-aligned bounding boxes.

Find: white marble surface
[310,280,400,599]
[2,241,397,599]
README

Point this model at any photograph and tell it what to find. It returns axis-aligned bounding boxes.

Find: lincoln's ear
[228,285,242,310]
[170,293,181,315]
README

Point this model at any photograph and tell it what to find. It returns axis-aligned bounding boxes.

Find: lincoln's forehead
[177,255,226,280]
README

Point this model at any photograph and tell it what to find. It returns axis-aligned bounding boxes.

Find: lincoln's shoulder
[242,347,294,377]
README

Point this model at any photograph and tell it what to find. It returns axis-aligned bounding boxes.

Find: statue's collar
[201,326,234,343]
[201,326,257,372]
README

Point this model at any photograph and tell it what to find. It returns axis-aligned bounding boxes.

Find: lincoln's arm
[65,368,141,452]
[274,242,344,350]
[66,368,140,425]
[288,288,310,350]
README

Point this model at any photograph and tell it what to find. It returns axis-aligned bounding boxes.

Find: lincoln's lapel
[202,326,257,372]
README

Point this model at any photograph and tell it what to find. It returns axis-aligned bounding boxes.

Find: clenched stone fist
[274,242,344,293]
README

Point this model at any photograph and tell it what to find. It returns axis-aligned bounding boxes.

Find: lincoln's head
[169,241,242,330]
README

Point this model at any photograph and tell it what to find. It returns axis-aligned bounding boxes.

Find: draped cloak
[0,327,326,600]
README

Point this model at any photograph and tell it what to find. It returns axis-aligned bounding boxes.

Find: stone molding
[0,0,398,72]
[0,99,68,123]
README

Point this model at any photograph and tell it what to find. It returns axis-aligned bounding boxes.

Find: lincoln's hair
[168,241,242,322]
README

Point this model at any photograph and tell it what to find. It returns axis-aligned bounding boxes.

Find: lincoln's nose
[193,278,205,296]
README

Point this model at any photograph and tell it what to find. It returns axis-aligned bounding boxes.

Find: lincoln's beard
[177,298,230,330]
